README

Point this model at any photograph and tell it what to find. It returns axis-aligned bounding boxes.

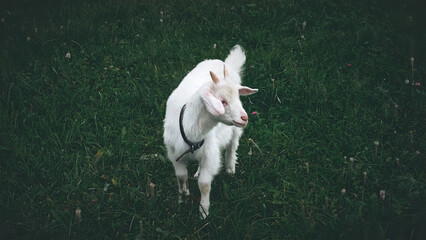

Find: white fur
[224,45,246,77]
[163,45,257,219]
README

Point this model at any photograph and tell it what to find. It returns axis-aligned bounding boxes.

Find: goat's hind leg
[172,160,190,203]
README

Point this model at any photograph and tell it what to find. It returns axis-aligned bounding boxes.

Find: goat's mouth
[232,120,247,127]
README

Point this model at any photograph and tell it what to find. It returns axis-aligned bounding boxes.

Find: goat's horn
[209,71,219,84]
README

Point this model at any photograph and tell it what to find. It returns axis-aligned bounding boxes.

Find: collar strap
[176,104,204,161]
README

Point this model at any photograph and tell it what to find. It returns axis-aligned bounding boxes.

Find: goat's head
[201,66,257,127]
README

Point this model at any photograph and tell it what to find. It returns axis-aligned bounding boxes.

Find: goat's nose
[241,115,248,122]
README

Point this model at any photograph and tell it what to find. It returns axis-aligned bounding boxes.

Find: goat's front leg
[198,169,213,219]
[197,152,220,219]
[225,128,243,174]
[172,160,190,203]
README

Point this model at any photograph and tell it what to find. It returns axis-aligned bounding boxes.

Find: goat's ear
[223,64,228,78]
[209,71,220,84]
[201,90,225,116]
[239,86,258,96]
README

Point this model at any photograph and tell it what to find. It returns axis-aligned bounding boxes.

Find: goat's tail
[225,45,246,76]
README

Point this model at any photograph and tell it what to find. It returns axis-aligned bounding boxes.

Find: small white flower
[148,181,155,196]
[26,36,31,41]
[65,52,71,58]
[379,190,385,200]
[405,79,409,84]
[103,183,110,192]
[75,207,82,222]
[213,43,216,49]
[302,21,307,31]
[60,25,63,29]
[301,35,305,40]
[341,188,346,195]
[374,141,379,146]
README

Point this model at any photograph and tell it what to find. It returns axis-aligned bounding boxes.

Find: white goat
[163,45,258,218]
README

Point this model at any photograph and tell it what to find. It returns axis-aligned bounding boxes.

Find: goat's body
[164,59,241,154]
[163,45,256,218]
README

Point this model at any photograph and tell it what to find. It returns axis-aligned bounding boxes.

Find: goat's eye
[221,100,227,105]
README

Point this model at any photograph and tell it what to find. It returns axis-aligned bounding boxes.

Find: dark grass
[1,0,425,239]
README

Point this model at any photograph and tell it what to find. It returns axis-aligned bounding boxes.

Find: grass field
[0,0,425,239]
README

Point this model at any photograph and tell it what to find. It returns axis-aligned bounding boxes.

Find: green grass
[1,0,425,239]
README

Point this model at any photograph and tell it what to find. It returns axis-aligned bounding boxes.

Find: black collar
[175,104,205,161]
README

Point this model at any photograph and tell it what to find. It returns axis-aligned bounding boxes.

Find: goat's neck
[183,96,218,142]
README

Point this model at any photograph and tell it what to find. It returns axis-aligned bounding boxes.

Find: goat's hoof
[178,192,190,203]
[199,205,209,219]
[226,168,236,174]
[194,168,200,178]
